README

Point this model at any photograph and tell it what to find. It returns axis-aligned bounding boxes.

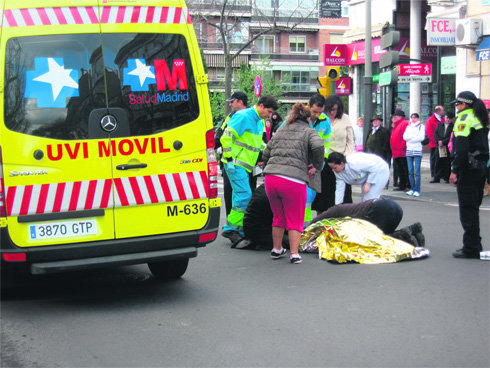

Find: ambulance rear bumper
[30,247,197,275]
[0,207,220,275]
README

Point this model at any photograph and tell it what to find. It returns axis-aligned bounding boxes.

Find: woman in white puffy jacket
[403,113,426,197]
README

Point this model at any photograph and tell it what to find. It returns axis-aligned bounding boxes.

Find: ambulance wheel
[148,258,189,280]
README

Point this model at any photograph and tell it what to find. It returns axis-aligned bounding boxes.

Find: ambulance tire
[147,258,189,280]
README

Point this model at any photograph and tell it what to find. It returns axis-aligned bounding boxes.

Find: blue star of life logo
[123,59,156,91]
[24,57,79,108]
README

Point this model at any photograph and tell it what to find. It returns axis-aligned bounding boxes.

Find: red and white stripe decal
[5,171,208,217]
[2,6,191,28]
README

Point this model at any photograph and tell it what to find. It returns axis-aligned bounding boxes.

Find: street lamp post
[363,0,373,149]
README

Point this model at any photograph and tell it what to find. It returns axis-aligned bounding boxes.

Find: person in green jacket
[220,95,278,245]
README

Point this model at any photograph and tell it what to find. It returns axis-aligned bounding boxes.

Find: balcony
[250,49,319,62]
[198,41,252,52]
[251,9,319,24]
[188,0,252,15]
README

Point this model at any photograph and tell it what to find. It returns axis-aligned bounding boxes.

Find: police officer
[449,91,489,259]
[220,95,278,245]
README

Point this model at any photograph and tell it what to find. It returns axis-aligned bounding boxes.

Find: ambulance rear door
[0,0,115,247]
[98,1,211,238]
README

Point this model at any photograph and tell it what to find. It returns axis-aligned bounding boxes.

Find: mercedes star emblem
[100,114,117,132]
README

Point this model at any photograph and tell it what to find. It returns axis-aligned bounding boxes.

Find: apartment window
[194,23,203,42]
[216,68,225,80]
[216,23,247,43]
[330,33,344,44]
[289,36,306,53]
[255,36,275,53]
[281,69,318,92]
[341,1,349,17]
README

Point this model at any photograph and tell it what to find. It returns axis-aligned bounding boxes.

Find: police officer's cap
[451,91,477,105]
[226,91,248,105]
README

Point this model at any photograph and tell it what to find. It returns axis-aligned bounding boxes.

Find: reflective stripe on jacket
[310,112,332,158]
[452,108,489,172]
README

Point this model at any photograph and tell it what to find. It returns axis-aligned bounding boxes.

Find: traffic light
[326,66,340,81]
[379,24,400,86]
[317,66,340,97]
[317,76,330,97]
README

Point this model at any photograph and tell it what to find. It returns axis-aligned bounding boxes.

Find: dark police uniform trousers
[456,165,486,253]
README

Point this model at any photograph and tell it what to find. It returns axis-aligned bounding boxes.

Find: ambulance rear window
[4,33,199,139]
[101,33,199,136]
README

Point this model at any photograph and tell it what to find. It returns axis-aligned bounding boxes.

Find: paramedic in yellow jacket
[220,95,279,244]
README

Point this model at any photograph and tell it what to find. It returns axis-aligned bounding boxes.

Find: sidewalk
[351,156,490,209]
[221,155,490,210]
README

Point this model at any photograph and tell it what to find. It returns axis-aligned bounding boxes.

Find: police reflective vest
[452,108,489,172]
[310,112,332,158]
[220,106,266,172]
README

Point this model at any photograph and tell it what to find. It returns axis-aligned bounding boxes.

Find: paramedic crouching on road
[220,95,278,245]
[327,152,390,204]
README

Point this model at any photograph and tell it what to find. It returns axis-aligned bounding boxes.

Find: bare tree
[188,0,319,114]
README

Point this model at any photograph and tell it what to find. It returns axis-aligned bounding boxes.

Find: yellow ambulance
[0,0,220,280]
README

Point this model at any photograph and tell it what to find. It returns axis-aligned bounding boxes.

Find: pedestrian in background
[426,105,445,183]
[327,152,390,204]
[485,108,490,197]
[354,116,364,152]
[262,103,324,264]
[450,91,489,259]
[390,109,410,191]
[434,112,455,183]
[365,115,390,164]
[403,113,425,197]
[312,95,354,213]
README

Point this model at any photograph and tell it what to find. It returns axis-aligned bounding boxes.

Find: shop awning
[476,36,490,61]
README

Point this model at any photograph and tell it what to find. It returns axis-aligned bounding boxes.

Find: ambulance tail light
[0,147,5,217]
[2,253,26,262]
[206,129,218,198]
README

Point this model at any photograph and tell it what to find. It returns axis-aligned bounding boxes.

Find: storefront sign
[427,18,456,46]
[397,63,432,76]
[441,56,456,74]
[345,38,437,66]
[398,75,432,83]
[335,77,351,95]
[323,44,348,65]
[476,36,490,61]
[320,0,342,18]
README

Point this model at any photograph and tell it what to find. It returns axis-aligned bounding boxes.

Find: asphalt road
[1,190,489,367]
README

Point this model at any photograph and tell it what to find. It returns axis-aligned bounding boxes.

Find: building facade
[189,0,349,104]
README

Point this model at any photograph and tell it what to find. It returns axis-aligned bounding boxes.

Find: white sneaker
[413,191,420,197]
[406,190,414,196]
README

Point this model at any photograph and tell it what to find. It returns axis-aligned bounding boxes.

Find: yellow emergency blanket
[299,217,416,264]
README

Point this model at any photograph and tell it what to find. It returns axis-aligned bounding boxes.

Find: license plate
[29,219,97,240]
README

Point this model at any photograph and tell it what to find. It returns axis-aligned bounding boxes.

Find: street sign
[254,75,262,97]
[398,75,432,83]
[397,63,432,76]
[379,70,398,86]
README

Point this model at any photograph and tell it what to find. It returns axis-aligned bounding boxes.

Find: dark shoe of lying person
[408,222,423,234]
[391,227,419,247]
[452,248,480,259]
[413,231,425,247]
